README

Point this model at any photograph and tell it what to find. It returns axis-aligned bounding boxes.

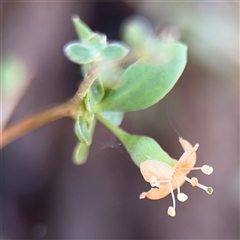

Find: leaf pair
[64,16,129,65]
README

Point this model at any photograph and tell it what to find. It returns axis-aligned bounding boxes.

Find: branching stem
[1,64,98,148]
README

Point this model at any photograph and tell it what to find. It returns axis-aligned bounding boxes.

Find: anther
[190,177,198,186]
[206,187,213,194]
[150,176,160,188]
[185,176,198,186]
[177,193,188,202]
[201,165,213,175]
[167,206,176,217]
[196,183,214,194]
[174,175,188,202]
[185,176,213,194]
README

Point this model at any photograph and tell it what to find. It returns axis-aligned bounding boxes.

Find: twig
[1,102,71,148]
[1,64,98,148]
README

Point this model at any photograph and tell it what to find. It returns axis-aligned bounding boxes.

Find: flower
[139,137,213,217]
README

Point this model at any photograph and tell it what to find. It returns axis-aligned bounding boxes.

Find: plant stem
[71,64,98,106]
[95,112,129,143]
[1,64,98,148]
[1,102,71,148]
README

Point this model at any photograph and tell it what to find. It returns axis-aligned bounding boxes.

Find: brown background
[2,1,239,239]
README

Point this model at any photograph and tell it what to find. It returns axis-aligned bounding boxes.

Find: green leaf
[74,117,96,146]
[1,56,29,128]
[64,42,96,64]
[2,57,27,95]
[85,33,107,52]
[100,43,129,61]
[98,64,123,89]
[121,16,152,49]
[84,93,94,118]
[73,142,90,165]
[95,42,187,112]
[72,15,94,40]
[90,78,105,104]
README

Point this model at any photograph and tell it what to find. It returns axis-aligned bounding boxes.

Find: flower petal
[141,186,171,200]
[177,138,198,170]
[140,160,174,183]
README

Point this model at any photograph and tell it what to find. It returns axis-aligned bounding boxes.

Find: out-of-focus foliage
[1,57,31,129]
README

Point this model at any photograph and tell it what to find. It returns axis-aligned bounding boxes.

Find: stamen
[180,165,213,175]
[196,183,214,194]
[168,181,176,217]
[185,176,198,186]
[167,206,176,217]
[201,165,213,175]
[173,175,188,202]
[180,167,202,171]
[168,182,176,209]
[150,176,160,188]
[185,176,213,194]
[177,193,188,202]
[206,187,213,194]
[190,177,199,186]
[173,175,181,195]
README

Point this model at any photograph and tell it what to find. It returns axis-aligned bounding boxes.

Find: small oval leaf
[100,43,129,61]
[73,142,90,165]
[85,33,107,52]
[64,42,96,64]
[75,117,96,146]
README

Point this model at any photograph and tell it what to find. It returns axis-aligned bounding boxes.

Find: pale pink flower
[139,137,213,217]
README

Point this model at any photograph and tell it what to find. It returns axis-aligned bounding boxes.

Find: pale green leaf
[75,117,96,146]
[85,33,107,52]
[95,42,187,112]
[72,15,94,40]
[100,43,129,61]
[90,78,105,104]
[121,16,152,49]
[64,42,96,64]
[73,142,90,165]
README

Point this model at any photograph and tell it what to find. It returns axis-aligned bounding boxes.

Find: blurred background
[1,1,239,239]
